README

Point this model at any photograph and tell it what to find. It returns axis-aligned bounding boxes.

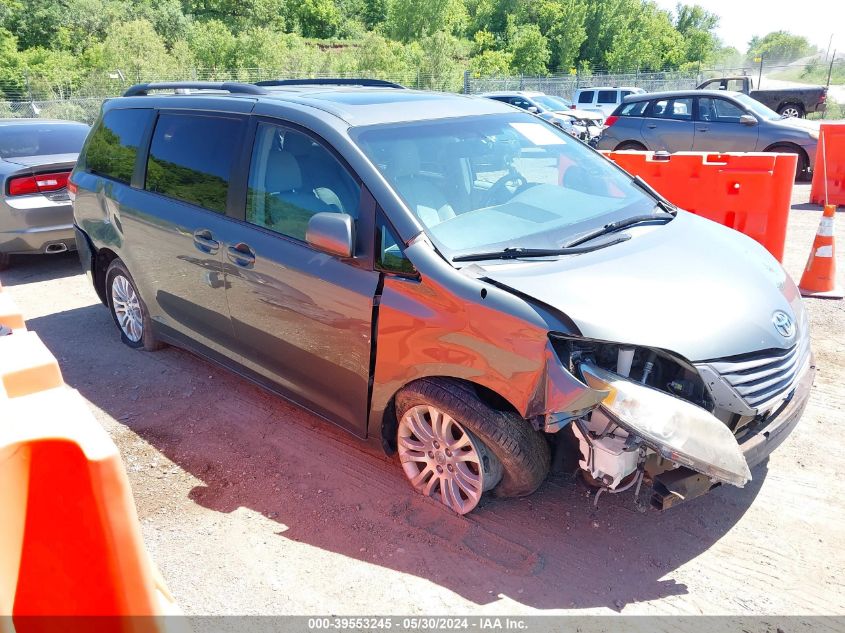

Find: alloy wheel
[781,106,801,118]
[397,404,502,514]
[111,274,144,343]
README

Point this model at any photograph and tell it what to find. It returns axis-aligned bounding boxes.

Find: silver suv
[71,80,814,515]
[597,90,820,179]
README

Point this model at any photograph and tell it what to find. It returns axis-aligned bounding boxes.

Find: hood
[475,212,805,362]
[771,116,820,134]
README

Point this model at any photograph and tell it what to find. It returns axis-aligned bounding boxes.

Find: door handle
[697,127,709,132]
[227,243,256,267]
[193,229,219,253]
[646,124,657,129]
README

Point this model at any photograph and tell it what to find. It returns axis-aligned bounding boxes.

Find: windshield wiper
[453,235,630,262]
[564,210,673,248]
[631,175,677,214]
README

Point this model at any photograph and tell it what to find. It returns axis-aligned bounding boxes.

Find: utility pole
[825,34,833,62]
[757,54,764,89]
[827,50,836,88]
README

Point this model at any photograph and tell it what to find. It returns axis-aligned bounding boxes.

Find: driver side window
[246,122,360,241]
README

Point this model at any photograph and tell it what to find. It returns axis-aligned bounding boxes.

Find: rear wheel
[615,141,647,151]
[395,378,550,514]
[105,259,163,351]
[777,103,804,119]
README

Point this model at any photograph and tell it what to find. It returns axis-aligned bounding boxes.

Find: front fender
[368,241,603,441]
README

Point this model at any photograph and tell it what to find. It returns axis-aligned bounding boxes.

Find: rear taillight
[7,171,70,196]
[570,104,576,109]
[605,115,619,128]
[67,178,78,201]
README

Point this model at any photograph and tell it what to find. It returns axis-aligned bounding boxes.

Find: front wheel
[615,141,647,151]
[395,379,550,514]
[767,144,810,182]
[105,259,163,351]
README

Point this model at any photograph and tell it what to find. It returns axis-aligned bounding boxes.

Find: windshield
[533,95,571,111]
[0,123,89,159]
[733,93,780,121]
[352,113,657,260]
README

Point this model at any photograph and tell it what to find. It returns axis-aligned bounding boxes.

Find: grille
[707,331,811,411]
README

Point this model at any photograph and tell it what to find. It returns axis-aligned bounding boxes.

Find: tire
[777,103,804,119]
[395,378,550,512]
[766,144,810,182]
[105,259,163,351]
[616,141,647,151]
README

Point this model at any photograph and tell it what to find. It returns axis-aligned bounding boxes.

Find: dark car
[70,80,812,515]
[0,119,90,269]
[597,89,820,179]
[697,76,827,118]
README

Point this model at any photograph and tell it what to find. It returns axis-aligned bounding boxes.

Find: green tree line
[0,0,817,98]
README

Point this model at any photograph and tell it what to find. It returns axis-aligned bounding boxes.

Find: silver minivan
[71,81,814,516]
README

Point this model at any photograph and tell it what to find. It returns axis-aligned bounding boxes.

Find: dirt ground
[3,184,844,616]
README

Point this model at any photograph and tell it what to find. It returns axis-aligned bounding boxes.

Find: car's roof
[0,118,89,127]
[623,89,742,102]
[117,86,515,127]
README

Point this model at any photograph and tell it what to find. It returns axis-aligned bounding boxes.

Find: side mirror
[527,106,540,114]
[306,212,354,258]
[739,114,757,126]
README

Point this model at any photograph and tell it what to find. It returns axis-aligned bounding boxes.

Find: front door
[693,96,760,152]
[223,120,379,434]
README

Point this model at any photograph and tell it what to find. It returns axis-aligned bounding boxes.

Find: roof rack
[255,78,406,89]
[123,82,267,97]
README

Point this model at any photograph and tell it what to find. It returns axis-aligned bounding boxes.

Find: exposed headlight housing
[579,361,751,487]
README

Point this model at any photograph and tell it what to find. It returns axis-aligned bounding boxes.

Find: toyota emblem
[772,311,795,338]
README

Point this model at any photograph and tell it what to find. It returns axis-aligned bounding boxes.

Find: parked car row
[481,91,604,143]
[478,85,820,180]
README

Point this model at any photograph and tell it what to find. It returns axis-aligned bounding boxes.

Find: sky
[652,0,845,58]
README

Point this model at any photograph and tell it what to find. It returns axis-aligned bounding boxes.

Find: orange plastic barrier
[602,151,797,262]
[811,122,845,206]
[0,281,180,629]
[0,332,63,399]
[0,293,25,332]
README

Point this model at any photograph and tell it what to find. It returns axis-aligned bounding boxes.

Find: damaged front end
[547,335,752,510]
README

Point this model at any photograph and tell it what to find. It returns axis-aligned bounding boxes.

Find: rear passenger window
[618,101,648,117]
[578,91,594,104]
[650,98,693,120]
[82,109,153,184]
[597,90,617,104]
[246,122,360,242]
[145,113,243,214]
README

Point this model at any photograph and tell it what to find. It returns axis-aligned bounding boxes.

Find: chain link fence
[1,58,842,124]
[463,70,703,99]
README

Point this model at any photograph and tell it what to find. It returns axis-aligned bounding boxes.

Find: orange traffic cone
[799,204,842,299]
